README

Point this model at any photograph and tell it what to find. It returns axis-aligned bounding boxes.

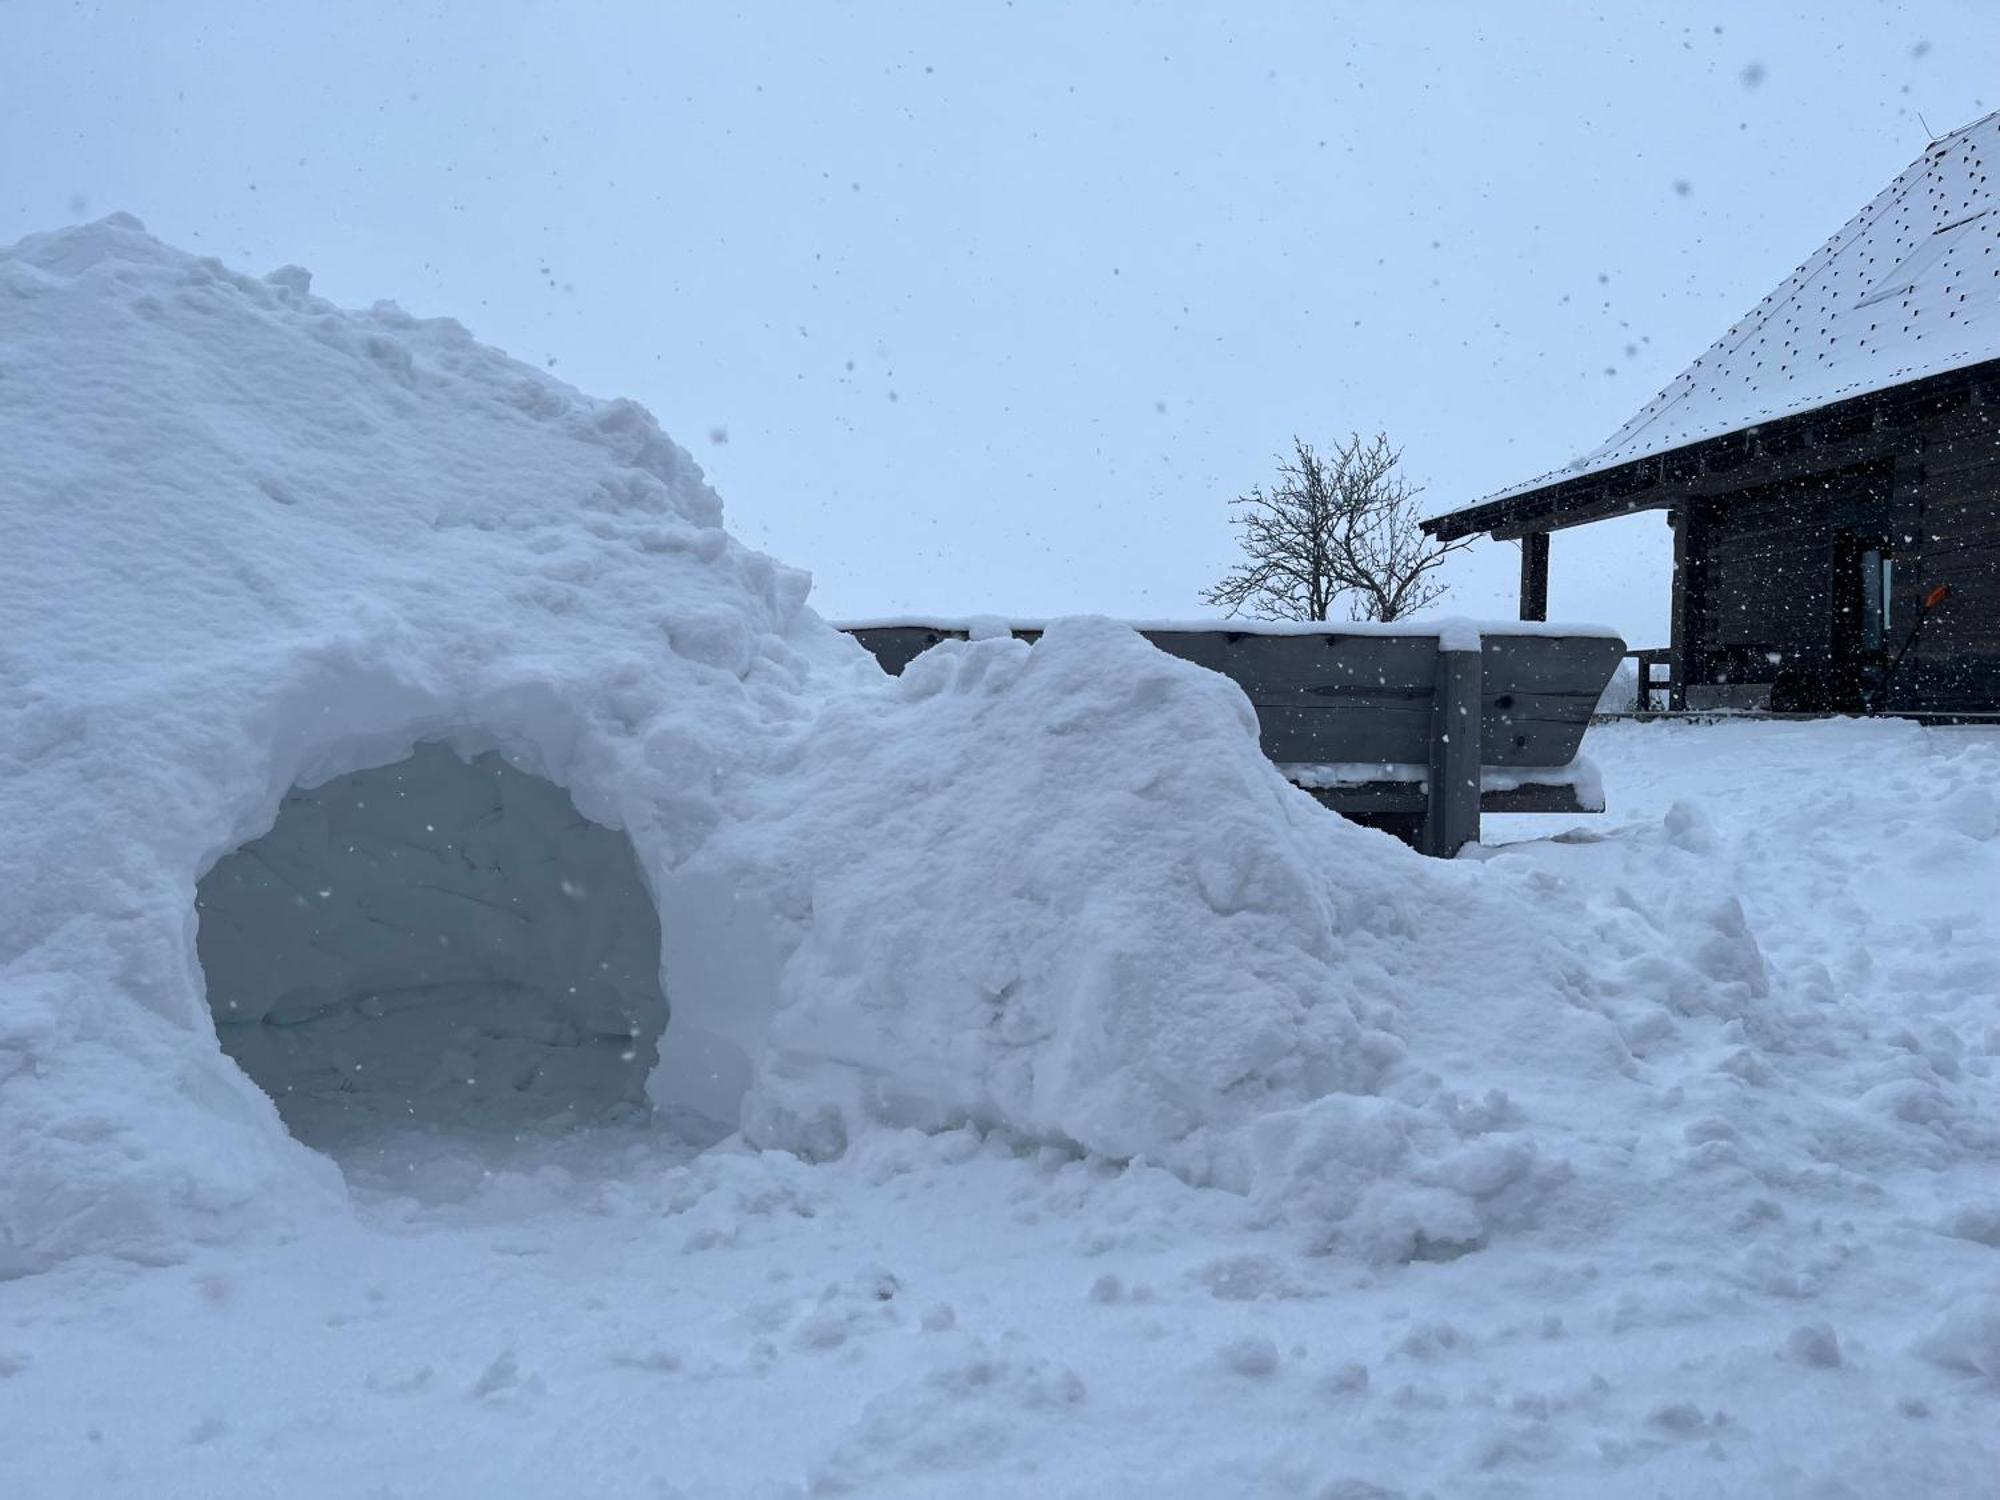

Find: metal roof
[1446,109,2000,518]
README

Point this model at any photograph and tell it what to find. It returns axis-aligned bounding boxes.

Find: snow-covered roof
[1470,109,2000,511]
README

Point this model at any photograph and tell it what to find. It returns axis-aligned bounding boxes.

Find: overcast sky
[7,1,1994,645]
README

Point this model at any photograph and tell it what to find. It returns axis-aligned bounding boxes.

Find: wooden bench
[841,620,1627,857]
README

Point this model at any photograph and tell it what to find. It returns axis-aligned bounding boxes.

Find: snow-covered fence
[842,619,1625,856]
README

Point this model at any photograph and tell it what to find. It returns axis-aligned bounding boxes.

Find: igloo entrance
[195,743,669,1153]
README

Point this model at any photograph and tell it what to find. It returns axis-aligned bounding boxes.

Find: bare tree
[1202,433,1475,622]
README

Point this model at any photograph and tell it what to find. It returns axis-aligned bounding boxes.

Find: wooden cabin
[1423,113,2000,715]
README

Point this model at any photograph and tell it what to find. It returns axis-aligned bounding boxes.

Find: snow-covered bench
[841,618,1626,856]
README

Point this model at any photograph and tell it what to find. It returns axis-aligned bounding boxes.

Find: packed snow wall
[196,744,668,1142]
[2,217,1733,1282]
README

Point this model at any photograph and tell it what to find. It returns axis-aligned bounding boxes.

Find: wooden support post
[1519,530,1550,622]
[1422,643,1482,857]
[1668,505,1699,711]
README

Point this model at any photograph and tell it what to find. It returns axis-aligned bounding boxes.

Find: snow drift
[3,216,1687,1278]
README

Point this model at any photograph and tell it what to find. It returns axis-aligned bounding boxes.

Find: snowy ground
[3,717,1998,1500]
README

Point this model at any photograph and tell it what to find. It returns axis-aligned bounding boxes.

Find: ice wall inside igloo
[196,744,668,1147]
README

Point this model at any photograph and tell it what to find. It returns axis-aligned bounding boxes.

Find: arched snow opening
[194,742,669,1154]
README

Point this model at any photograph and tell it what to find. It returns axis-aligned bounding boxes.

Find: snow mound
[0,215,840,1272]
[1,217,1658,1277]
[689,624,1718,1261]
[1917,1294,2000,1382]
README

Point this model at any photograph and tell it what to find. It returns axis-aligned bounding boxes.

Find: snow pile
[3,216,1666,1280]
[0,214,840,1272]
[709,621,1397,1168]
[697,624,1712,1261]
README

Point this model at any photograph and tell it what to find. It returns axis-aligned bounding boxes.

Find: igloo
[0,217,1587,1279]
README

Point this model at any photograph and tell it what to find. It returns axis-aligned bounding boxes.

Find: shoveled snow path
[2,719,1996,1499]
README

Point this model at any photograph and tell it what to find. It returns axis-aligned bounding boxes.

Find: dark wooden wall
[1436,355,2000,715]
[1678,398,1999,712]
[1681,463,1878,707]
[1893,400,2000,711]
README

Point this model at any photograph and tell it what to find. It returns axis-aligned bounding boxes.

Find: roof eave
[1422,355,2000,542]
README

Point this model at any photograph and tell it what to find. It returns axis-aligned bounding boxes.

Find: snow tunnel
[194,742,669,1151]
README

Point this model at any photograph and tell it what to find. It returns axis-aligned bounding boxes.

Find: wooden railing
[1628,648,1673,713]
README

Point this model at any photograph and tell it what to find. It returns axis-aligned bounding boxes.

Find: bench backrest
[842,624,1624,770]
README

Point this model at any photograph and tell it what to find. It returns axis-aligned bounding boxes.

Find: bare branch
[1203,431,1467,623]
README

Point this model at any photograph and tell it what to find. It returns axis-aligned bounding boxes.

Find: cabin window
[1860,549,1886,652]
